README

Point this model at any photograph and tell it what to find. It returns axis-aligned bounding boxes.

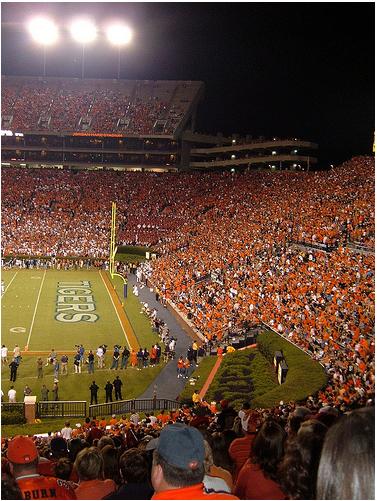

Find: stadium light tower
[70,19,97,79]
[106,24,132,79]
[27,17,59,77]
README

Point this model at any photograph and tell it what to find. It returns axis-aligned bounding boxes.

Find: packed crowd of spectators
[1,398,374,499]
[2,157,375,411]
[1,77,200,135]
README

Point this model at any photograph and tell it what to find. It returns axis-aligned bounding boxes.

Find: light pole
[27,17,59,77]
[70,19,97,79]
[106,24,133,79]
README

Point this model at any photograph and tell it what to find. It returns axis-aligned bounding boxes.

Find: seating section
[1,76,202,135]
[1,156,374,409]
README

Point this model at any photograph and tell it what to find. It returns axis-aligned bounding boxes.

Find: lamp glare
[106,24,133,46]
[28,17,59,45]
[70,19,97,44]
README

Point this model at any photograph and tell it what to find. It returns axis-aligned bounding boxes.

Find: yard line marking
[99,270,138,350]
[26,269,47,348]
[3,271,18,294]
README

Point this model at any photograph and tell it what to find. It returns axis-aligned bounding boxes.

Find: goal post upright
[110,202,128,298]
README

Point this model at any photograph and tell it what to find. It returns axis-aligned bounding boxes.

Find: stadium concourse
[1,156,375,499]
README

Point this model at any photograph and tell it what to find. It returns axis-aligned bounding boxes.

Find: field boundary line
[26,269,47,349]
[4,271,18,294]
[99,270,139,350]
[199,356,223,400]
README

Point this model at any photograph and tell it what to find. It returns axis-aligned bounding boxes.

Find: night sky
[1,2,375,166]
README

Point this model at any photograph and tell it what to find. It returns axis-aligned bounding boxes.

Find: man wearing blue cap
[151,423,238,499]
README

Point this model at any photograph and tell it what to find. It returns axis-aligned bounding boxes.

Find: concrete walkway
[126,274,196,401]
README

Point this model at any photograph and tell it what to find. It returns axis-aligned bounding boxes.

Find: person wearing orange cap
[7,435,76,499]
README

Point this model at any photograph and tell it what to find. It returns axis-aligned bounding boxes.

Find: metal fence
[89,398,178,417]
[36,401,87,418]
[1,402,25,414]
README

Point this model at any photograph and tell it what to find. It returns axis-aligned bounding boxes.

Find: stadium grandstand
[1,50,374,501]
[1,76,317,172]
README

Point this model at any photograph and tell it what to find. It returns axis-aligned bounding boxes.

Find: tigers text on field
[55,281,99,323]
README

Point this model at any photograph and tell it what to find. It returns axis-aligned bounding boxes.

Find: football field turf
[2,269,135,352]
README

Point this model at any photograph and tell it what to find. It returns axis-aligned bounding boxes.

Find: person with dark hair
[234,419,286,500]
[150,423,238,499]
[100,445,122,486]
[207,432,234,492]
[316,406,374,500]
[113,376,123,401]
[105,381,113,403]
[9,359,18,382]
[74,446,116,499]
[229,411,261,482]
[54,457,73,481]
[104,448,154,499]
[279,418,328,499]
[217,400,238,431]
[89,381,99,405]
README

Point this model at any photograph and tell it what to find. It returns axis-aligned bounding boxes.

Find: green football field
[2,269,135,352]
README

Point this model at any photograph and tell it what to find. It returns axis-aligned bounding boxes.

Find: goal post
[110,202,128,297]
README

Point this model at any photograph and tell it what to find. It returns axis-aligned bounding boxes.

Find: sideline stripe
[3,271,18,294]
[26,269,47,348]
[99,270,139,350]
[199,356,223,400]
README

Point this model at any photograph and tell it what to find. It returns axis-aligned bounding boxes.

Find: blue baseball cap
[156,423,205,469]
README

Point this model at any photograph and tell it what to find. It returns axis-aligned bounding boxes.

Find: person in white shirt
[61,421,73,440]
[96,346,104,368]
[8,386,16,403]
[149,412,158,426]
[1,345,8,365]
[238,401,251,432]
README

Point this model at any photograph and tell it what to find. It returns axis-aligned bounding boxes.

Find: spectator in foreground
[74,447,116,499]
[279,418,328,499]
[234,419,286,500]
[150,423,238,499]
[104,448,154,500]
[6,435,76,499]
[316,407,375,500]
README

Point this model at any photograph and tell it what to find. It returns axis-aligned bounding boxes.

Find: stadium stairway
[127,274,197,401]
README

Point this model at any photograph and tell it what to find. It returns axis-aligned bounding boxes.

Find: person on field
[113,376,123,400]
[1,344,8,365]
[23,385,32,397]
[9,359,18,382]
[90,381,99,405]
[52,382,59,401]
[96,345,105,368]
[8,386,16,403]
[74,351,81,374]
[121,346,130,369]
[105,381,113,403]
[37,357,44,378]
[41,385,49,401]
[87,350,95,374]
[60,354,68,375]
[110,346,121,370]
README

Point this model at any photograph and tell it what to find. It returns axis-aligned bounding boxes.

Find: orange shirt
[157,413,169,425]
[17,475,76,500]
[74,479,115,500]
[152,483,238,499]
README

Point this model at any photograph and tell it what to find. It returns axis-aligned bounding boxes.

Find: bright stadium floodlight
[70,19,97,79]
[70,19,97,44]
[106,24,133,80]
[106,24,132,46]
[27,17,58,77]
[27,17,59,45]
